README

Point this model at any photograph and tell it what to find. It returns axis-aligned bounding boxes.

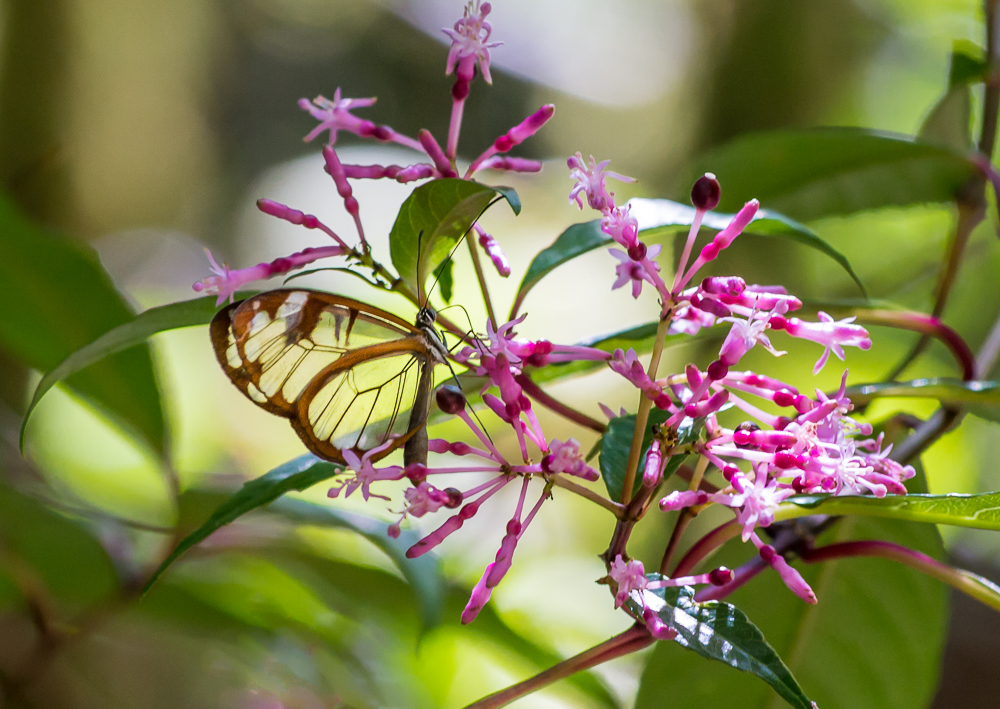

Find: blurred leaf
[0,192,164,452]
[919,86,972,152]
[844,378,1000,422]
[600,413,702,501]
[948,39,988,88]
[21,295,236,451]
[628,583,812,709]
[389,179,514,296]
[630,198,866,294]
[636,517,946,708]
[776,490,1000,531]
[0,485,117,612]
[144,454,342,591]
[268,496,446,630]
[672,129,977,221]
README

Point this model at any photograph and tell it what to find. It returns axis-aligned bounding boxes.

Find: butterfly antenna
[438,303,479,348]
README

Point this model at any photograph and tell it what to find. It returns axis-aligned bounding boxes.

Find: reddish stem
[515,373,606,433]
[669,520,741,577]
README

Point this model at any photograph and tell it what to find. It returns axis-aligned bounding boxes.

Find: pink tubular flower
[542,439,599,481]
[328,440,405,501]
[769,312,872,374]
[610,555,647,608]
[475,224,511,277]
[467,105,555,176]
[718,311,787,366]
[601,205,640,248]
[610,246,662,298]
[298,88,377,144]
[193,245,347,305]
[567,153,635,213]
[443,0,502,85]
[676,200,759,291]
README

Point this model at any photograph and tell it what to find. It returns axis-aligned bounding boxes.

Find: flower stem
[620,315,672,504]
[659,455,711,574]
[466,230,498,329]
[460,625,653,709]
[800,540,1000,613]
[549,475,625,518]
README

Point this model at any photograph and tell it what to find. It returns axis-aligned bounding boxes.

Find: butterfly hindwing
[210,289,436,464]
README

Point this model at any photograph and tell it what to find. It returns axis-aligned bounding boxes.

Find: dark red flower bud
[444,488,463,508]
[627,242,647,261]
[436,385,467,414]
[691,173,721,211]
[709,566,734,586]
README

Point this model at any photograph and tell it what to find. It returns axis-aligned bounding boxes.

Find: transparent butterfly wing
[211,289,433,463]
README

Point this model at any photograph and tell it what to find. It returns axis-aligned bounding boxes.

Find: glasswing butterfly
[210,288,449,467]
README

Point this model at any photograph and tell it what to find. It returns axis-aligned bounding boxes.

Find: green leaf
[21,295,235,451]
[627,583,812,709]
[775,490,1000,531]
[600,413,703,501]
[918,86,973,152]
[389,179,514,296]
[509,220,606,318]
[0,192,165,452]
[948,39,988,88]
[630,198,866,294]
[268,496,446,631]
[143,454,342,591]
[671,128,978,221]
[432,258,454,304]
[636,514,947,709]
[843,378,1000,423]
[490,184,522,215]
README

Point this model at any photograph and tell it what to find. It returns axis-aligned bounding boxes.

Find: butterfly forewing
[211,289,437,464]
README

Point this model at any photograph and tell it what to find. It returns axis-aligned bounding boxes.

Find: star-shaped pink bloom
[609,245,661,298]
[443,1,503,84]
[298,87,378,144]
[609,555,648,609]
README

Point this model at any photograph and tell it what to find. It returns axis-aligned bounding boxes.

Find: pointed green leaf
[775,490,1000,531]
[0,192,165,452]
[627,582,812,709]
[843,378,1000,423]
[143,454,342,591]
[21,295,238,451]
[671,128,978,221]
[389,179,515,296]
[630,198,866,294]
[490,184,522,215]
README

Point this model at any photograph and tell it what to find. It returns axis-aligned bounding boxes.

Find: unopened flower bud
[708,566,734,586]
[627,242,647,261]
[444,488,464,508]
[405,463,428,484]
[691,173,721,211]
[436,385,467,413]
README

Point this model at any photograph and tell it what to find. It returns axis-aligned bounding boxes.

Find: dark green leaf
[389,179,514,296]
[631,198,866,294]
[432,258,454,304]
[600,413,703,501]
[843,378,1000,422]
[21,295,237,451]
[949,39,988,88]
[776,490,1000,531]
[268,496,446,631]
[143,454,342,591]
[509,220,606,318]
[636,513,946,709]
[490,184,522,215]
[0,192,165,452]
[671,128,977,221]
[627,583,812,709]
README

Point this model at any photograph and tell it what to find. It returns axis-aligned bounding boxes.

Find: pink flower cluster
[193,0,551,303]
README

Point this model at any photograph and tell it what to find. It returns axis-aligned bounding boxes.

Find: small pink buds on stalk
[691,172,721,211]
[467,105,555,177]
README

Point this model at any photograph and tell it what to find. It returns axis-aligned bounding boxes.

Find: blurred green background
[1,0,999,707]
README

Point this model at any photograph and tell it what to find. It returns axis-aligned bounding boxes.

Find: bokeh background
[1,0,999,707]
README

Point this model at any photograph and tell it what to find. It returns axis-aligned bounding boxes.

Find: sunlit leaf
[627,582,812,709]
[21,295,240,451]
[630,198,866,294]
[775,490,1000,531]
[671,128,977,220]
[389,179,516,296]
[0,192,165,453]
[843,378,1000,423]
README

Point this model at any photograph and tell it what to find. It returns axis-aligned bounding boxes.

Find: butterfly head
[416,306,438,329]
